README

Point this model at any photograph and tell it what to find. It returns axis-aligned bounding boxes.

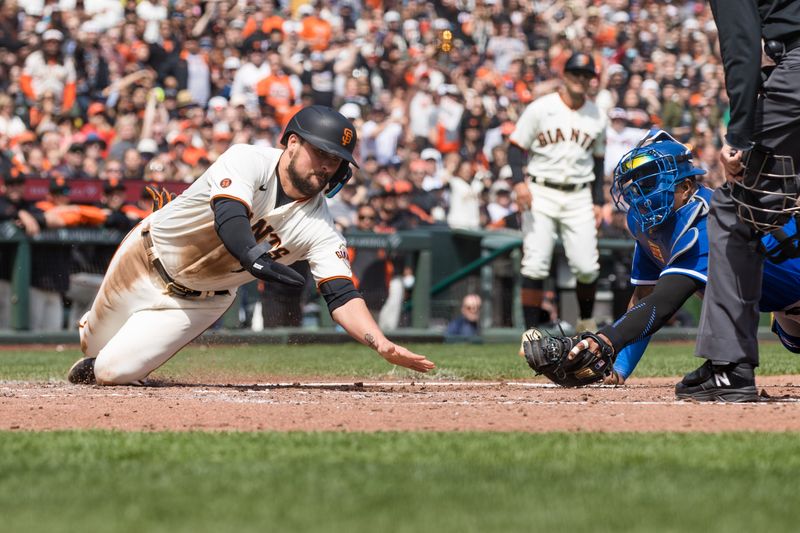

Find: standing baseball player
[67,106,435,385]
[508,51,607,334]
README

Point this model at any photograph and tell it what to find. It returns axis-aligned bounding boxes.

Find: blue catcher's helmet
[611,130,706,232]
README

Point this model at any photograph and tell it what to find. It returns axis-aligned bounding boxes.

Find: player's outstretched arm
[331,298,436,373]
[572,276,701,384]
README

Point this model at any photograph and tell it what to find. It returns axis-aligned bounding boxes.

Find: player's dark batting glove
[242,244,305,287]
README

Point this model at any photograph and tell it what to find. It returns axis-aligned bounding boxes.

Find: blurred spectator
[346,203,394,319]
[20,29,76,119]
[446,159,484,230]
[604,108,648,178]
[0,173,45,328]
[446,294,482,337]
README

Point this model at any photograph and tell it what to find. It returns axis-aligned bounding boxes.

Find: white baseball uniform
[509,92,607,282]
[79,144,353,384]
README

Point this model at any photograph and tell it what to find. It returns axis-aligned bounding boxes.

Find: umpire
[676,0,800,401]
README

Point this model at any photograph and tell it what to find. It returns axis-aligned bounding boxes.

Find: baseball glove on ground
[521,328,615,387]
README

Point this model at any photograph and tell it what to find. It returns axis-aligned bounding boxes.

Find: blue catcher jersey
[628,185,800,312]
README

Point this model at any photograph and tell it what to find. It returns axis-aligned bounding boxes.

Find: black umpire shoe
[67,357,96,385]
[675,360,758,402]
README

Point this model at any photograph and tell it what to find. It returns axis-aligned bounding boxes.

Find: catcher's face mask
[612,130,706,232]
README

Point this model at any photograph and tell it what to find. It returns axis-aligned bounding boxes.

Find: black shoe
[67,357,96,385]
[675,360,758,402]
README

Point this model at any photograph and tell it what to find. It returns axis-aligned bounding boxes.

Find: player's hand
[242,246,305,288]
[720,141,745,182]
[567,332,613,361]
[377,341,435,373]
[513,182,532,211]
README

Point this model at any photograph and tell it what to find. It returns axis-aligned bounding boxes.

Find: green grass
[2,341,800,382]
[0,342,800,381]
[0,431,798,533]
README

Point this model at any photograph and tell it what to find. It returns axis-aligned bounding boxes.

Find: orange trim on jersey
[209,194,253,218]
[316,275,354,289]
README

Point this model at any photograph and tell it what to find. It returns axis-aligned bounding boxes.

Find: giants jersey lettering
[509,92,607,184]
[147,144,351,291]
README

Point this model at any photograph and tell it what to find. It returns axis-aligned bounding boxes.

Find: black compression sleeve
[592,156,605,206]
[319,277,363,314]
[507,143,527,185]
[212,198,256,263]
[598,274,703,353]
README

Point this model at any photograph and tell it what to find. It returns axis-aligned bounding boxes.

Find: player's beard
[287,152,331,197]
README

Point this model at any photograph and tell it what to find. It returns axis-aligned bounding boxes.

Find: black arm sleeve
[709,0,761,150]
[212,198,256,264]
[598,274,704,353]
[319,277,363,314]
[592,156,605,206]
[507,143,527,185]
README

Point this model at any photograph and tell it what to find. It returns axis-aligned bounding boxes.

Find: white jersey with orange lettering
[148,143,351,291]
[509,91,606,185]
[77,143,352,385]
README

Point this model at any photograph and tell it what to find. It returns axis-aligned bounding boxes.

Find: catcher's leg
[772,311,800,354]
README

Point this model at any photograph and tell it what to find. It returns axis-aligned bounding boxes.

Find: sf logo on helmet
[341,128,353,146]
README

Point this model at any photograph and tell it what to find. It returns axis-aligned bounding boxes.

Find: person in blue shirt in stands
[570,129,800,388]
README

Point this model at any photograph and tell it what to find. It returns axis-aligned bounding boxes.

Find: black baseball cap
[564,52,597,77]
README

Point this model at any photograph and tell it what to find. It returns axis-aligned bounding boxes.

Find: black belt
[532,179,588,192]
[764,35,800,62]
[141,229,229,298]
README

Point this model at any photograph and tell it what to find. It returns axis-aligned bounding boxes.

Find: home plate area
[2,378,800,432]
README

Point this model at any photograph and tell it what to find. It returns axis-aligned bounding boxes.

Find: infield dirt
[3,377,800,432]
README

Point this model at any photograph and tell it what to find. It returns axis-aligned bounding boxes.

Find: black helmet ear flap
[325,163,353,198]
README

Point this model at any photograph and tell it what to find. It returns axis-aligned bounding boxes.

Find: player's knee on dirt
[772,317,800,354]
[93,357,148,385]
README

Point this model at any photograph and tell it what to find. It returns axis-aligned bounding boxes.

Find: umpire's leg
[695,184,762,365]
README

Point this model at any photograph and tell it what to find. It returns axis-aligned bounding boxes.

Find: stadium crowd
[0,0,730,330]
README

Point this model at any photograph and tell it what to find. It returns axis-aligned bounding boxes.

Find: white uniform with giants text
[79,144,353,384]
[509,91,606,282]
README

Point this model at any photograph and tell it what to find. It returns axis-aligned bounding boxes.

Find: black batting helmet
[564,52,597,77]
[280,105,359,167]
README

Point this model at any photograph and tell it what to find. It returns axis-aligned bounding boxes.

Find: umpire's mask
[731,144,800,234]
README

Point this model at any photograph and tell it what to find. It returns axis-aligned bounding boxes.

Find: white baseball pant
[520,182,599,283]
[79,225,235,385]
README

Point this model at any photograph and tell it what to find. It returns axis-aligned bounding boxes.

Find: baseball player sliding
[67,105,435,385]
[507,52,608,335]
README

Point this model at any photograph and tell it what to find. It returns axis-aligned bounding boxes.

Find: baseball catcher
[521,328,615,387]
[521,129,800,397]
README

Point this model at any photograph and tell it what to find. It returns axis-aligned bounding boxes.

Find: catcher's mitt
[521,328,615,387]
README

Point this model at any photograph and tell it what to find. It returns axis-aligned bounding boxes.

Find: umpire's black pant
[696,47,800,366]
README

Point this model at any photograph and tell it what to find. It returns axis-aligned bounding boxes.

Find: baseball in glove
[521,328,615,387]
